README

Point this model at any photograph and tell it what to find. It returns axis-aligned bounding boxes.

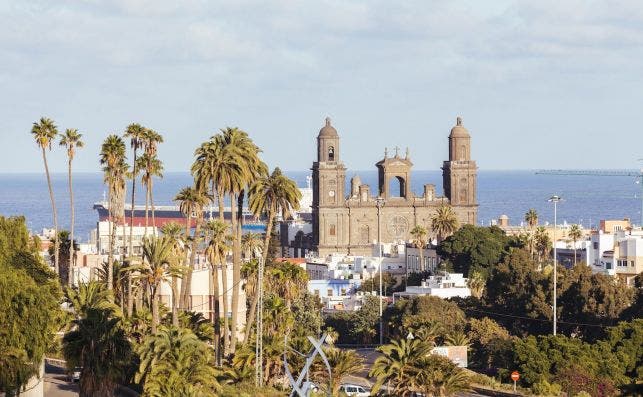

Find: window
[328,146,335,161]
[341,288,346,296]
[329,224,336,236]
[593,242,598,249]
[327,289,333,297]
[314,289,319,296]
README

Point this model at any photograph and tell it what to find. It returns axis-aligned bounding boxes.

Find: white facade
[96,221,158,258]
[393,273,471,301]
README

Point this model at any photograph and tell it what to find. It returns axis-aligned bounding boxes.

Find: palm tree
[100,135,128,292]
[369,337,433,396]
[313,347,364,395]
[124,123,146,316]
[431,204,459,244]
[137,236,181,333]
[410,225,429,272]
[245,167,301,342]
[62,308,132,397]
[31,117,60,276]
[525,209,539,259]
[136,326,219,396]
[445,331,470,347]
[174,186,211,309]
[65,281,117,318]
[241,232,263,259]
[136,153,163,237]
[160,222,187,327]
[204,219,229,359]
[535,226,552,265]
[467,271,485,299]
[411,354,470,396]
[267,261,308,309]
[59,128,84,287]
[568,224,583,266]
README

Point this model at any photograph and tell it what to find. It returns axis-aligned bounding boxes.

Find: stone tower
[376,147,413,200]
[442,117,478,223]
[312,118,347,248]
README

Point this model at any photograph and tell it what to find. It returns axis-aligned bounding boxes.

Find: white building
[95,221,158,258]
[393,273,471,301]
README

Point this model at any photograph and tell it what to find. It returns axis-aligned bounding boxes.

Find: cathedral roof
[318,117,338,137]
[449,116,470,138]
[375,147,413,167]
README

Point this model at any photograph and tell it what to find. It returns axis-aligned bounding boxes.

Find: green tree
[100,134,128,293]
[66,281,117,319]
[160,222,187,327]
[524,208,539,259]
[431,204,459,244]
[0,216,62,395]
[136,326,219,396]
[437,225,509,277]
[59,128,84,287]
[123,122,147,317]
[31,117,61,276]
[369,337,433,395]
[204,219,230,357]
[241,232,263,259]
[387,295,467,341]
[411,354,471,396]
[467,270,486,299]
[467,317,512,370]
[174,186,211,310]
[49,230,77,287]
[568,224,583,266]
[62,308,132,397]
[136,152,163,237]
[410,224,429,272]
[136,236,181,333]
[313,347,364,395]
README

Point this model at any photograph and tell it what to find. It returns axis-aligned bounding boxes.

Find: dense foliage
[0,216,63,395]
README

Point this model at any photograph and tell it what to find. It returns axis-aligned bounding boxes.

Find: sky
[2,0,643,173]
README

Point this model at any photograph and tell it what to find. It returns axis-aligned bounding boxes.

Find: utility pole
[548,195,561,335]
[376,196,385,345]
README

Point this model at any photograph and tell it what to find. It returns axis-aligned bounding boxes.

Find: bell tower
[312,117,347,247]
[442,117,478,221]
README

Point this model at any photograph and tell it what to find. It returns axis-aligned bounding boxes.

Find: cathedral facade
[311,117,478,257]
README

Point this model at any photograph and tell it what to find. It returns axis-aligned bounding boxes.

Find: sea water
[0,170,640,242]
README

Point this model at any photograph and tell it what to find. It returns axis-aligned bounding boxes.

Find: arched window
[329,224,336,236]
[328,146,335,161]
[388,176,406,198]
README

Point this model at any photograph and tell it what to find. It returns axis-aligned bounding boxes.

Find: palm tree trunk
[171,277,179,327]
[216,191,229,356]
[68,157,74,287]
[150,179,156,237]
[418,242,424,273]
[42,148,60,277]
[127,148,138,317]
[573,239,577,266]
[242,207,274,344]
[151,286,159,334]
[178,217,192,311]
[211,259,221,365]
[230,192,242,354]
[108,213,115,292]
[184,213,203,310]
[144,182,149,238]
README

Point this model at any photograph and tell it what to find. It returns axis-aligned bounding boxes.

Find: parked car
[67,367,81,382]
[339,384,370,397]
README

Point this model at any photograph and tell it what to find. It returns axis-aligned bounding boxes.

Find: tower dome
[319,117,338,137]
[449,116,470,138]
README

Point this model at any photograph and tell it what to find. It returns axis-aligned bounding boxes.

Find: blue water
[0,171,640,242]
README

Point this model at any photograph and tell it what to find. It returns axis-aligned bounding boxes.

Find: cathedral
[311,116,478,257]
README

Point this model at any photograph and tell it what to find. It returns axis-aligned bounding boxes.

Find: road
[44,363,79,397]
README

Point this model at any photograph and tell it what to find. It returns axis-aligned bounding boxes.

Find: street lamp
[375,196,385,345]
[548,195,561,335]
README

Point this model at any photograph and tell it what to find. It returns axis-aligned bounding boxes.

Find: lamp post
[375,196,385,345]
[548,195,561,335]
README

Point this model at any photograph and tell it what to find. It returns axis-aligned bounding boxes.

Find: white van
[339,384,370,397]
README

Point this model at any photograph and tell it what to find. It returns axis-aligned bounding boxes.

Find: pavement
[44,363,79,397]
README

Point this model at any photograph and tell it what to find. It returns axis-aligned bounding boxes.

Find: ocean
[0,170,640,242]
